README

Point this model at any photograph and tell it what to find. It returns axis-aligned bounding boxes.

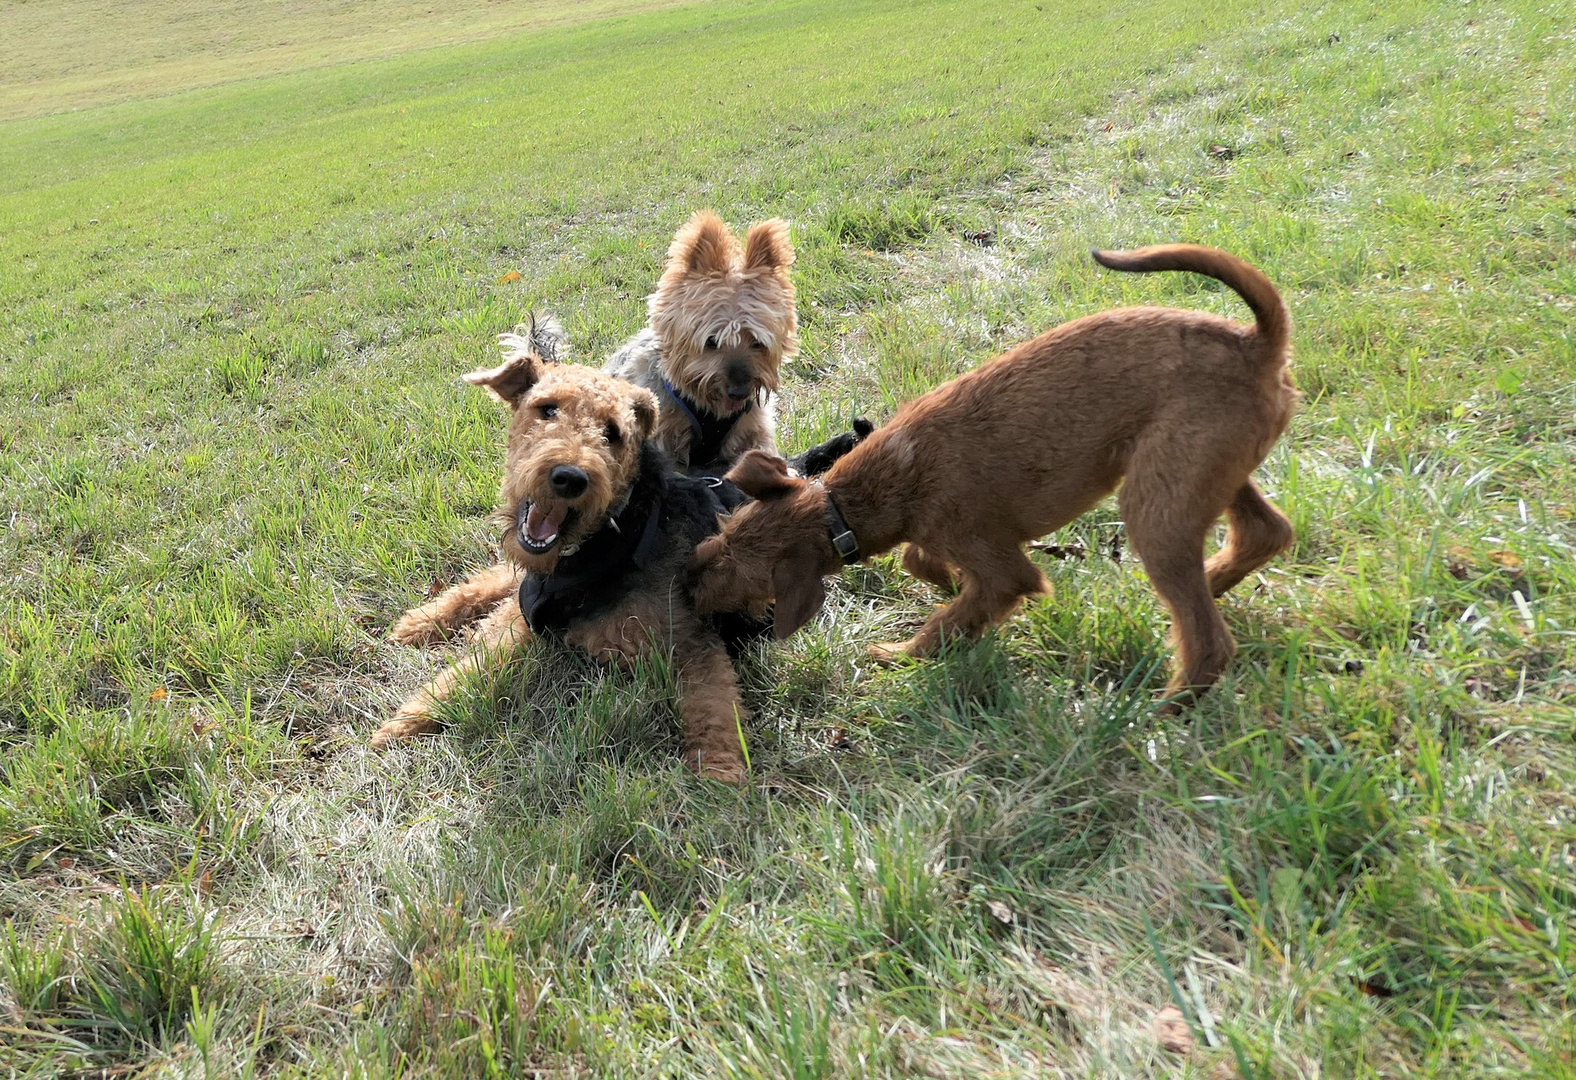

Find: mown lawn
[2,0,1573,1076]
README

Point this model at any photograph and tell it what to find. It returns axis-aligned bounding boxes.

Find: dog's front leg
[871,545,1048,661]
[373,595,530,748]
[389,562,523,646]
[674,639,748,785]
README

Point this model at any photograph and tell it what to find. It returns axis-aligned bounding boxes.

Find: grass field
[0,0,693,120]
[2,0,1574,1075]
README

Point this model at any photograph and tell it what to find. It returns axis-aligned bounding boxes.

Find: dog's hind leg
[1205,480,1294,598]
[1120,474,1238,713]
[389,561,523,646]
[373,595,530,748]
[674,640,748,785]
[873,544,1047,661]
[902,543,958,592]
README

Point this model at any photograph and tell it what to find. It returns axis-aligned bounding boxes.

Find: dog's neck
[516,445,668,633]
[813,432,915,564]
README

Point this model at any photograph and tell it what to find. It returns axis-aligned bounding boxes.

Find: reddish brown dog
[692,245,1298,709]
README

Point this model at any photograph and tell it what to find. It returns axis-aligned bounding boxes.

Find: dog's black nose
[725,362,754,401]
[548,465,589,498]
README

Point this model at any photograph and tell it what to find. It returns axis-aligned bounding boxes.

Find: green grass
[0,0,694,120]
[2,0,1574,1075]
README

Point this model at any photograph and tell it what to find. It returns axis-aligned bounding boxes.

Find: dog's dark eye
[749,337,767,351]
[605,421,622,445]
[539,402,558,419]
[704,336,719,351]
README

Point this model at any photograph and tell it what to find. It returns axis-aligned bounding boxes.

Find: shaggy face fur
[604,210,797,469]
[694,244,1300,712]
[466,329,657,575]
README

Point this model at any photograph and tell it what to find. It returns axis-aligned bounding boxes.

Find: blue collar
[661,378,748,470]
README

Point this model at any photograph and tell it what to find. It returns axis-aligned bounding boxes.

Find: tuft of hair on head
[742,218,794,272]
[668,210,737,277]
[519,311,570,364]
[466,312,566,404]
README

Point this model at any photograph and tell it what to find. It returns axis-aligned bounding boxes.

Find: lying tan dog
[692,244,1298,709]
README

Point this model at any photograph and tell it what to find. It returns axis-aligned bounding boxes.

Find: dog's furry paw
[866,641,920,665]
[388,611,452,647]
[789,417,876,478]
[370,711,442,749]
[686,752,747,786]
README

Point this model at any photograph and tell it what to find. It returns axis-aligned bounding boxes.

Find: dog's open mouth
[517,500,577,554]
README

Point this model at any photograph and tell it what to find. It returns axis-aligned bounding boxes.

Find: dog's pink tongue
[525,502,567,543]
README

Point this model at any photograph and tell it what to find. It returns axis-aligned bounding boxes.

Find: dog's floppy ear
[467,315,562,404]
[771,555,826,639]
[726,450,800,499]
[743,218,794,272]
[464,350,542,405]
[668,210,735,276]
[692,534,724,572]
[630,388,658,441]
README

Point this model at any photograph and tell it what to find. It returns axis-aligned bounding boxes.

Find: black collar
[820,484,860,564]
[661,378,749,470]
[517,465,665,634]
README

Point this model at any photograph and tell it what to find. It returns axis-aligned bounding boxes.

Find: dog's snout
[725,362,754,400]
[548,464,589,498]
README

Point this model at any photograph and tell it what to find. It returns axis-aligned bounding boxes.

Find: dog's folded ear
[469,315,564,403]
[743,218,794,272]
[771,556,826,639]
[726,450,800,499]
[464,349,543,405]
[668,210,736,277]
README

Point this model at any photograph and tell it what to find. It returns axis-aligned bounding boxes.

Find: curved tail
[1091,244,1288,361]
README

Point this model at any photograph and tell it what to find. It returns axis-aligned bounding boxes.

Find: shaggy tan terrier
[374,316,760,782]
[604,210,796,473]
[692,244,1298,711]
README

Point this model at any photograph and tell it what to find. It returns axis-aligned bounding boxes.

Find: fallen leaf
[1446,544,1475,579]
[150,686,168,702]
[1355,977,1393,998]
[1208,143,1235,160]
[1487,549,1523,571]
[1154,1004,1193,1054]
[497,270,522,284]
[986,900,1015,926]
